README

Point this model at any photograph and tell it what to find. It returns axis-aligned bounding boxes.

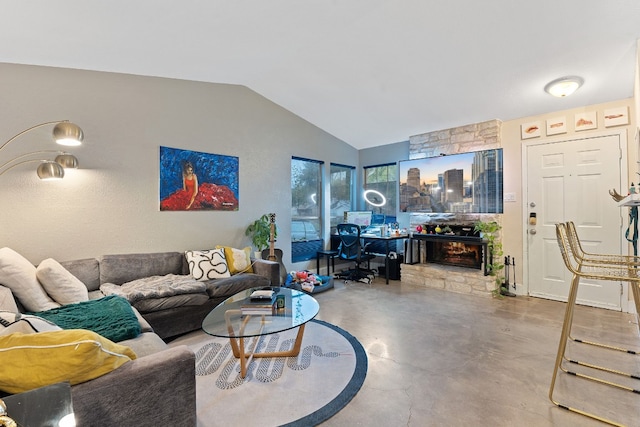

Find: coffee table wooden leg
[252,323,307,358]
[234,335,263,378]
[224,313,308,378]
[290,323,306,356]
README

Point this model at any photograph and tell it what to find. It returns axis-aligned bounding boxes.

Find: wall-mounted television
[399,149,503,214]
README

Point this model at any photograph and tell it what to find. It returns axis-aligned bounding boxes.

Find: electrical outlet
[504,193,516,202]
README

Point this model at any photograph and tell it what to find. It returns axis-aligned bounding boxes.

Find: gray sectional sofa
[62,251,279,340]
[1,250,279,426]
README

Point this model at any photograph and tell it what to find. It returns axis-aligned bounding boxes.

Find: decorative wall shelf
[617,194,640,207]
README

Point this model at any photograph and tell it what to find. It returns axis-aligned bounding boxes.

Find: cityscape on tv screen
[399,149,503,214]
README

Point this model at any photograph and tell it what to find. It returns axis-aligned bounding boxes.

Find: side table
[316,249,338,274]
[1,382,74,427]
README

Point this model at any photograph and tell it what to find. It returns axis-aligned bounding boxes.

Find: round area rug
[168,319,367,427]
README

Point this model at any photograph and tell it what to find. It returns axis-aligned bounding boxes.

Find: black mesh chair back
[337,223,362,261]
[336,223,375,282]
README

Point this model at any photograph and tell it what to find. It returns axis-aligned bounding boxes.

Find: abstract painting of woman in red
[159,146,239,211]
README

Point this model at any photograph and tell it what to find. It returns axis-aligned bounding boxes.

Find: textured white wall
[0,64,358,266]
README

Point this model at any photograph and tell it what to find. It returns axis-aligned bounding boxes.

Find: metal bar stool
[551,222,640,426]
[566,221,640,267]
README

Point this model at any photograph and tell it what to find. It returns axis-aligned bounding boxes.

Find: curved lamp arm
[0,121,83,180]
[0,120,84,151]
[0,159,64,179]
[0,120,69,153]
[0,150,66,171]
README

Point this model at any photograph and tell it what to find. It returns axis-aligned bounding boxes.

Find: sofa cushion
[60,258,101,291]
[185,249,231,280]
[133,293,210,313]
[118,331,167,358]
[0,329,137,394]
[216,246,254,274]
[99,252,184,285]
[0,312,61,336]
[128,307,153,333]
[0,247,60,312]
[36,258,89,305]
[203,273,270,298]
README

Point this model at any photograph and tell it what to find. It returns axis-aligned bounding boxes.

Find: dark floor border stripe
[280,319,368,427]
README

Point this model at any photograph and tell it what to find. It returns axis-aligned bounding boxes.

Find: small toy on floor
[286,270,321,292]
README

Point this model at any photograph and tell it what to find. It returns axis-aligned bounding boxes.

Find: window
[291,157,323,262]
[364,163,397,218]
[329,163,355,232]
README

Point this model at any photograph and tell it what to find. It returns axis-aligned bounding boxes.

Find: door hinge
[621,283,623,295]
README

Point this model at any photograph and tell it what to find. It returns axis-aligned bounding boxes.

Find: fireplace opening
[426,241,483,270]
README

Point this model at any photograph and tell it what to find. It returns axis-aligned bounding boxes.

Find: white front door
[526,132,626,310]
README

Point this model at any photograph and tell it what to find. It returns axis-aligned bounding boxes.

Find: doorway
[524,131,628,310]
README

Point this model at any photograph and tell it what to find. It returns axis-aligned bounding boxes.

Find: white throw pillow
[0,285,18,313]
[36,258,89,305]
[0,247,60,312]
[0,311,61,336]
[185,249,231,280]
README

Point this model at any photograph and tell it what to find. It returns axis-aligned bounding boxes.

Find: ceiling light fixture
[544,76,584,97]
[0,120,83,180]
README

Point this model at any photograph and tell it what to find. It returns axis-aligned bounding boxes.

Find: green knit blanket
[28,295,141,342]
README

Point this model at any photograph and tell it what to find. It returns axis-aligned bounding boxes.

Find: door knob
[529,229,537,235]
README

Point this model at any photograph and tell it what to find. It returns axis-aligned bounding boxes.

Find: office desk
[362,234,409,284]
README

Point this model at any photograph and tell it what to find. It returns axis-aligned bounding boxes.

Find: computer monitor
[345,211,373,228]
[370,213,385,226]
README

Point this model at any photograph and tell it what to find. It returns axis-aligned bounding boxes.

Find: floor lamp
[0,121,84,180]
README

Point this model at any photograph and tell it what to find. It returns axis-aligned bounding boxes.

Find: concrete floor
[312,277,640,426]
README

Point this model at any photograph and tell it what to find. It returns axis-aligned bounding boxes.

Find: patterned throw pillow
[215,246,253,275]
[0,311,61,336]
[185,249,231,281]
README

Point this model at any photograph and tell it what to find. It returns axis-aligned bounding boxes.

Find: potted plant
[245,214,275,257]
[474,220,505,297]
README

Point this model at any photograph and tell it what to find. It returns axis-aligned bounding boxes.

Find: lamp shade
[55,153,79,169]
[36,161,65,180]
[53,122,84,146]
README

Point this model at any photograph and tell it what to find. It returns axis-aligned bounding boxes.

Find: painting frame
[575,111,597,131]
[546,116,566,136]
[521,121,541,139]
[604,106,629,127]
[159,146,239,211]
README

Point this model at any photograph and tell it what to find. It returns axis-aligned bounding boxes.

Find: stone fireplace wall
[402,119,502,296]
[408,119,501,157]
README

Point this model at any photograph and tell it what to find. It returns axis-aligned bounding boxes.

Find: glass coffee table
[202,287,319,378]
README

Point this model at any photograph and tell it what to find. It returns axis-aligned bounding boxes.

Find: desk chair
[335,223,376,283]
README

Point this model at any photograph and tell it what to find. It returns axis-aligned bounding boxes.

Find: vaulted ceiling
[2,1,640,149]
